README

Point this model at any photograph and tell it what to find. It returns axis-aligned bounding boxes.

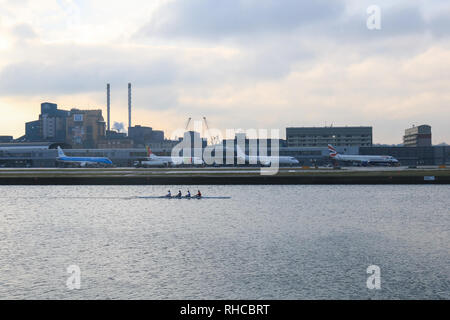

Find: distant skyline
[0,0,449,144]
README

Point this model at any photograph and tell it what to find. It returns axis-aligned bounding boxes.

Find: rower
[186,190,191,198]
[196,190,202,198]
[166,190,172,198]
[176,190,182,198]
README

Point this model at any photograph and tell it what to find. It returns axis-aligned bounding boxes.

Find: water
[0,185,448,300]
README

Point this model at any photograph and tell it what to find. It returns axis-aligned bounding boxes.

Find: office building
[223,134,287,155]
[403,125,432,147]
[287,126,373,148]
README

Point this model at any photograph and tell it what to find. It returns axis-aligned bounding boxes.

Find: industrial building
[23,103,68,143]
[25,120,41,142]
[286,126,373,148]
[98,131,134,149]
[39,102,69,141]
[66,109,106,149]
[20,84,170,150]
[128,126,165,148]
[24,102,107,148]
[108,83,167,148]
[403,125,432,147]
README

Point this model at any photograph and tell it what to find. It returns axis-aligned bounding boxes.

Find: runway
[0,166,448,185]
[0,165,446,176]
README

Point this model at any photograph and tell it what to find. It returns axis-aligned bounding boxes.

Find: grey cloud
[297,5,428,43]
[383,6,428,36]
[139,0,345,39]
[0,46,179,95]
[133,86,180,111]
[230,41,313,80]
[11,23,37,40]
[429,9,450,38]
[0,37,314,98]
[140,0,450,43]
[334,4,450,41]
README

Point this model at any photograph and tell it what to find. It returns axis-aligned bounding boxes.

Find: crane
[174,118,192,141]
[203,117,220,145]
[185,117,192,131]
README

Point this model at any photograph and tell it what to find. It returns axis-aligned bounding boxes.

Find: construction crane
[185,117,192,131]
[174,117,192,141]
[203,117,220,145]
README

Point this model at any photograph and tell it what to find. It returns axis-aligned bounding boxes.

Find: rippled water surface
[0,185,449,300]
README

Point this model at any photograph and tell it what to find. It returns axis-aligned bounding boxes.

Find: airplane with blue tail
[57,147,113,167]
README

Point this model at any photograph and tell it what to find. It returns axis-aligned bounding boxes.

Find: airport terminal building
[403,125,432,147]
[286,126,373,148]
[1,142,448,168]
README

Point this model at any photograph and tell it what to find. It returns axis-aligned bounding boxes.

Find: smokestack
[128,83,132,129]
[107,84,111,132]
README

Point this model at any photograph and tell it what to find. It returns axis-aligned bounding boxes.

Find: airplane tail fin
[57,146,66,158]
[328,144,338,158]
[146,146,153,157]
[147,146,157,159]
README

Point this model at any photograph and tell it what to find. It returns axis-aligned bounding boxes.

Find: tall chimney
[107,83,111,132]
[128,83,132,129]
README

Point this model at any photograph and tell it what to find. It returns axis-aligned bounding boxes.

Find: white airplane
[236,146,300,166]
[57,147,113,167]
[137,147,204,167]
[328,145,399,166]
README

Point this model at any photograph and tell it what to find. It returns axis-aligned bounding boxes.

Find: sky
[0,0,449,144]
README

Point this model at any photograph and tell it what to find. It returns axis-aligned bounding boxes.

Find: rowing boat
[135,196,231,200]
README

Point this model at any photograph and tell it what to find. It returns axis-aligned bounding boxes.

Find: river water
[0,185,448,300]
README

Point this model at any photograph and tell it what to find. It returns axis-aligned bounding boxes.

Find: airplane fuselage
[140,155,204,167]
[57,156,113,166]
[332,154,399,165]
[239,155,300,166]
[56,147,113,167]
[328,144,399,166]
[236,146,299,166]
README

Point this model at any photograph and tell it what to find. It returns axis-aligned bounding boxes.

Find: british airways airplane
[57,147,113,167]
[328,145,399,166]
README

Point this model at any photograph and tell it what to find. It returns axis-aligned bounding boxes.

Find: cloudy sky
[0,0,449,143]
